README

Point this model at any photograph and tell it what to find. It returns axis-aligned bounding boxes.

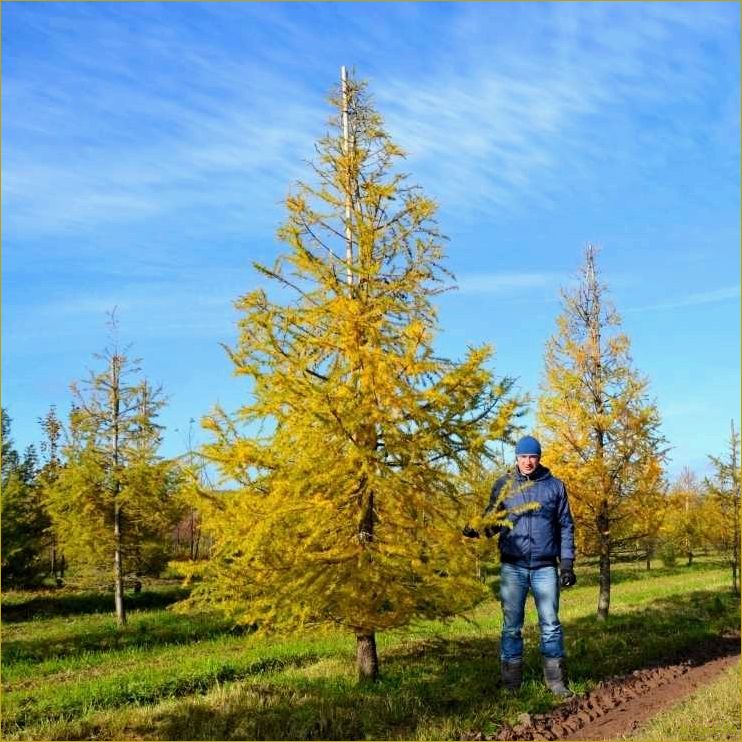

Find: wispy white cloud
[4,96,322,241]
[626,285,740,313]
[374,2,737,216]
[3,15,328,239]
[5,2,736,242]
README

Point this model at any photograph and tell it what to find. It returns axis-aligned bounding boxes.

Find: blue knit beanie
[515,435,542,456]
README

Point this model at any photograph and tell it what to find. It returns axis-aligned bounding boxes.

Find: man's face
[516,454,540,475]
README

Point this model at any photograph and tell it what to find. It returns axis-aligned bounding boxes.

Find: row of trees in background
[2,72,739,680]
[4,399,737,593]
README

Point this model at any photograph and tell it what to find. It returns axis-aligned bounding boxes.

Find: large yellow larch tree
[187,72,523,681]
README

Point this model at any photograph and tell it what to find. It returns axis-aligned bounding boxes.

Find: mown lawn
[1,559,738,740]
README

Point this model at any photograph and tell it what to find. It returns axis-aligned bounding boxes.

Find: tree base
[356,632,379,682]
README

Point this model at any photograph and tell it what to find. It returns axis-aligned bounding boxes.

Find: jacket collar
[514,464,551,482]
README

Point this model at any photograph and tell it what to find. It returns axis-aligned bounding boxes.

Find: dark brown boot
[543,656,573,697]
[501,659,523,692]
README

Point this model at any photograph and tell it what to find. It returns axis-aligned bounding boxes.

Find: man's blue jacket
[485,465,575,569]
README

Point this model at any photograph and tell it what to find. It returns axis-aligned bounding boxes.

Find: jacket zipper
[521,477,533,568]
[527,488,533,567]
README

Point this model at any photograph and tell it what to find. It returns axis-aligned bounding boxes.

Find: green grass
[627,663,741,740]
[1,559,738,740]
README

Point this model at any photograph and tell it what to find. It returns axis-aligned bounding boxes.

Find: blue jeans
[499,562,564,662]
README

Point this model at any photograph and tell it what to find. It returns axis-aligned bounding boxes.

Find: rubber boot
[501,659,523,692]
[543,656,573,697]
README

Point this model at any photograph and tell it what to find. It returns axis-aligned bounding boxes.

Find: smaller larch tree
[704,421,741,594]
[186,71,524,681]
[46,325,182,625]
[37,406,66,583]
[537,245,667,619]
[661,467,705,567]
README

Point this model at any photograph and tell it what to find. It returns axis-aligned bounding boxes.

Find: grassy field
[1,558,739,740]
[628,663,740,740]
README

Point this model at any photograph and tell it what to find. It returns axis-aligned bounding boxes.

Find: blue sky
[3,2,739,478]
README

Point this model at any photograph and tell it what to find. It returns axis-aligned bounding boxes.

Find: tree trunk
[597,506,611,620]
[733,559,739,596]
[355,465,378,681]
[111,354,126,627]
[730,419,740,595]
[733,493,740,594]
[113,500,127,626]
[598,545,611,620]
[356,632,379,682]
[190,508,200,560]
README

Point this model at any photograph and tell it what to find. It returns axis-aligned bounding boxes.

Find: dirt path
[484,635,740,741]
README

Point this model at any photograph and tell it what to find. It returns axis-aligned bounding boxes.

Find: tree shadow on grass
[139,588,739,741]
[1,609,245,664]
[1,586,190,623]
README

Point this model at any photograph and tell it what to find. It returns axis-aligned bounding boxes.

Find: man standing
[465,434,576,696]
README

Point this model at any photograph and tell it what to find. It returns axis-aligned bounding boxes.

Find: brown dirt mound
[464,634,740,741]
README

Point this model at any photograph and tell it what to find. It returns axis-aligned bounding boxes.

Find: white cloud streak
[4,2,736,242]
[626,285,740,313]
[375,3,735,216]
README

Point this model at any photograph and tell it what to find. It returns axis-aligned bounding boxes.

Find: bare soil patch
[466,634,740,741]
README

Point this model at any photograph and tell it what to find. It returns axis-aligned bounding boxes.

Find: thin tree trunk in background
[111,354,127,627]
[190,508,200,560]
[597,504,611,620]
[731,420,740,595]
[598,543,611,620]
[586,247,612,620]
[113,500,126,625]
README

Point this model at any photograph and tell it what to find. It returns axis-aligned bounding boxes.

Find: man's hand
[483,525,500,539]
[462,525,480,539]
[559,565,576,588]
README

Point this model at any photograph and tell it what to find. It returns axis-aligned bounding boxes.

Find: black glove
[559,562,576,588]
[483,525,500,539]
[462,525,480,539]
